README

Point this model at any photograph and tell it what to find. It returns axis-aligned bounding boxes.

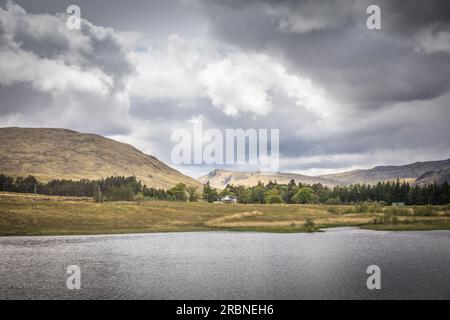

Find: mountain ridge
[200,159,450,189]
[199,168,341,189]
[319,159,450,185]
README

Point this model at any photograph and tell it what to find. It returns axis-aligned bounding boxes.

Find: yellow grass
[1,192,449,236]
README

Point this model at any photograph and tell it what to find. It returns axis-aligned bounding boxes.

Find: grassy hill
[0,127,201,189]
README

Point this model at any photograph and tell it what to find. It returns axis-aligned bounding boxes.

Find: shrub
[327,206,339,214]
[413,205,435,216]
[134,193,145,201]
[325,197,342,205]
[355,203,369,213]
[383,206,411,216]
[266,195,284,204]
[341,207,356,214]
[303,218,317,232]
[265,189,284,204]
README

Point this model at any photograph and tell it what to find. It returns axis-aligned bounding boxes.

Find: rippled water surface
[1,228,449,299]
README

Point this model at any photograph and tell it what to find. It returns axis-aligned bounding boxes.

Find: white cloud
[128,31,337,118]
[0,2,134,133]
[199,53,275,116]
[200,52,337,118]
[127,34,212,101]
[0,48,112,94]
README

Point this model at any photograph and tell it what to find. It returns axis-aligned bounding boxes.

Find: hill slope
[319,159,450,185]
[414,166,450,186]
[0,127,201,189]
[199,169,340,189]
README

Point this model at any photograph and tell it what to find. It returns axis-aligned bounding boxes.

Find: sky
[1,0,450,178]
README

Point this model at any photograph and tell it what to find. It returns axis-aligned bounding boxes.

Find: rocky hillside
[414,166,450,186]
[319,159,450,185]
[199,169,340,189]
[200,159,450,188]
[0,127,201,189]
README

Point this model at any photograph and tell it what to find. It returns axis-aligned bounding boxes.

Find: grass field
[1,192,450,236]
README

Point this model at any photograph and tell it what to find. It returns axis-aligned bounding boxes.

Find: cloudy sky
[1,0,450,178]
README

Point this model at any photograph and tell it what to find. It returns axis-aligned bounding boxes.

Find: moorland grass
[1,192,449,236]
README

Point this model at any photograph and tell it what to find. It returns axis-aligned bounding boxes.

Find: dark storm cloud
[379,0,450,33]
[0,84,52,116]
[5,0,206,45]
[197,0,450,108]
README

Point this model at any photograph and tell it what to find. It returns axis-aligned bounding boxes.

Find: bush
[413,205,435,216]
[264,189,284,204]
[303,218,317,232]
[383,206,411,216]
[266,194,284,204]
[327,206,339,214]
[355,203,370,213]
[325,197,342,205]
[134,193,145,201]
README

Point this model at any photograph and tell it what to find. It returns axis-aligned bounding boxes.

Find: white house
[221,195,237,204]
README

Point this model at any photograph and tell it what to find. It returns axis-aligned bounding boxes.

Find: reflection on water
[0,228,449,299]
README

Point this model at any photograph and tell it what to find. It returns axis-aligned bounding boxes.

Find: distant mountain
[414,166,450,186]
[200,159,450,189]
[0,127,201,189]
[198,169,340,189]
[319,159,450,185]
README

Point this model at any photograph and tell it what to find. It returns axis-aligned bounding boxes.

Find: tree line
[0,173,192,202]
[202,179,450,205]
[1,173,449,205]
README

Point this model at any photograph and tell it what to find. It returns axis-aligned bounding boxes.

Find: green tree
[104,185,134,201]
[292,187,318,204]
[168,183,187,201]
[202,182,219,203]
[251,182,265,204]
[265,189,284,204]
[238,188,252,204]
[187,186,198,202]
